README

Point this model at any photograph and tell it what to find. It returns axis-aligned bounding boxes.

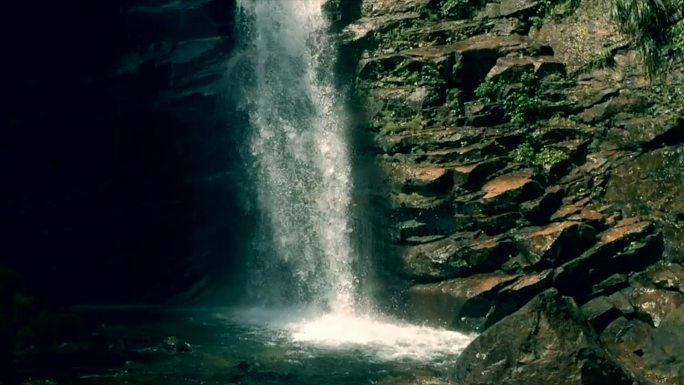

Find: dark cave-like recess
[0,0,248,304]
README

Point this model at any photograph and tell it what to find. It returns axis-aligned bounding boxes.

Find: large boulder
[453,289,634,385]
[641,305,684,384]
[600,306,684,385]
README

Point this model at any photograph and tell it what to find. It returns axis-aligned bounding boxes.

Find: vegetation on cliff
[348,0,684,383]
[609,0,684,73]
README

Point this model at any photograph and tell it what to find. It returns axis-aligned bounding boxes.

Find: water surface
[66,307,472,385]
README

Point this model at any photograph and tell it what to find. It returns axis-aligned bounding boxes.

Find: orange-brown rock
[454,173,544,216]
[452,158,506,189]
[482,173,540,199]
[384,162,454,194]
[401,233,515,280]
[409,272,519,330]
[485,56,566,82]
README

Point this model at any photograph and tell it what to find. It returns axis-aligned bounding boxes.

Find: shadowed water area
[10,307,470,384]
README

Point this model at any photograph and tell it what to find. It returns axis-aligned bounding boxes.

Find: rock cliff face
[342,0,684,383]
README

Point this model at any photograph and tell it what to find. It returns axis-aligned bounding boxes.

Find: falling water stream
[237,0,357,314]
[232,0,473,366]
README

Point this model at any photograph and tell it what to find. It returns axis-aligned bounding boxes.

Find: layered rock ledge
[343,0,684,383]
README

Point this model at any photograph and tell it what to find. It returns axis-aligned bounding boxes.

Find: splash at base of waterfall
[231,308,474,362]
[289,314,473,361]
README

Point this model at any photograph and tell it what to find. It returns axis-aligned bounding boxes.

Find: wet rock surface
[351,0,684,382]
[454,290,634,385]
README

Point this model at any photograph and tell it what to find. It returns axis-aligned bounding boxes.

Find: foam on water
[229,308,473,361]
[288,313,473,360]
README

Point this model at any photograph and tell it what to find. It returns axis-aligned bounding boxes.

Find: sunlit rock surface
[349,0,684,382]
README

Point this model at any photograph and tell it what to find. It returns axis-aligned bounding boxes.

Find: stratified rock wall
[343,0,684,383]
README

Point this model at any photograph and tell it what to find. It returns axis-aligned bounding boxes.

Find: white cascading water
[237,0,356,314]
[234,0,473,358]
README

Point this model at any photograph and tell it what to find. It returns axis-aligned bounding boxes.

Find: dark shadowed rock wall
[0,0,247,304]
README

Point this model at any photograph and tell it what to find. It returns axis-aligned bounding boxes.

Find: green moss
[419,0,481,20]
[474,73,555,126]
[647,80,684,115]
[670,19,684,50]
[530,16,545,30]
[505,93,543,125]
[439,0,476,19]
[448,98,464,117]
[534,147,569,167]
[504,73,546,125]
[378,115,425,135]
[474,79,503,102]
[393,63,442,86]
[587,49,616,69]
[398,68,421,85]
[513,142,569,167]
[513,142,536,164]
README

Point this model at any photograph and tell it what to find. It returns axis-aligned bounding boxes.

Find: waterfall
[235,0,357,314]
[231,0,474,357]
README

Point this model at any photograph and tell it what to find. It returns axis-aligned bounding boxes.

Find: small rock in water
[163,336,178,351]
[162,336,192,353]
